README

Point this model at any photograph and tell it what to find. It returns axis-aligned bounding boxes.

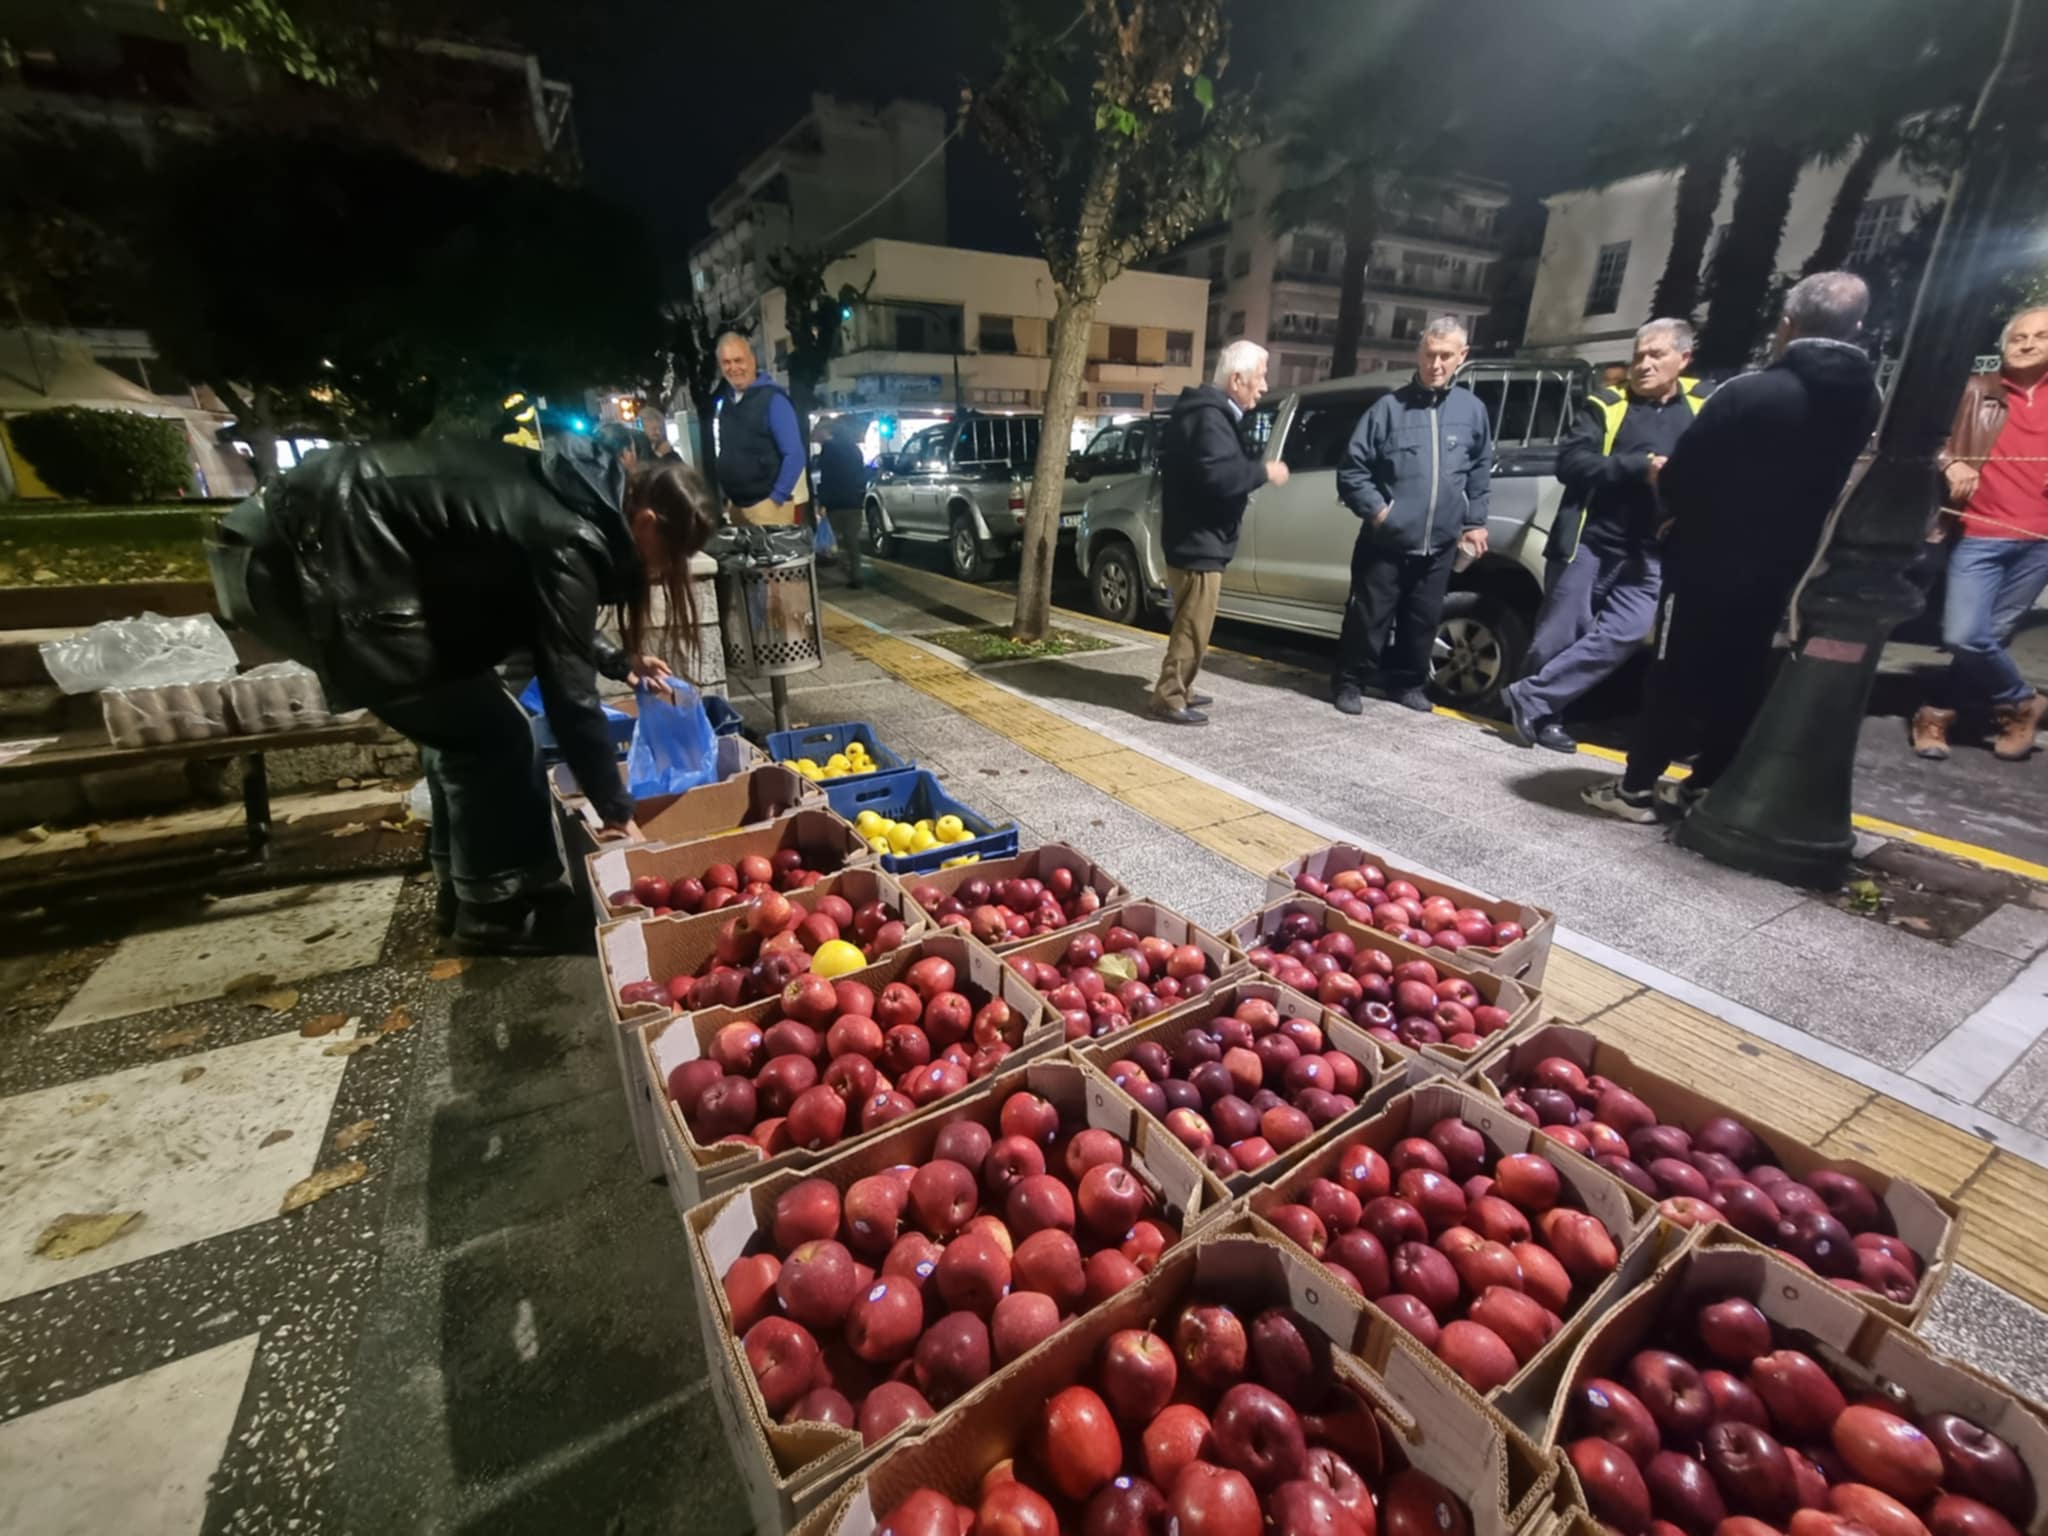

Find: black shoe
[435,879,458,938]
[1333,686,1364,716]
[453,887,585,957]
[1502,684,1538,747]
[1533,723,1578,754]
[1188,691,1214,708]
[1392,688,1433,714]
[1151,704,1209,725]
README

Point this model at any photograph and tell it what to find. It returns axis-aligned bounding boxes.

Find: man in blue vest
[712,331,808,526]
[1503,318,1709,752]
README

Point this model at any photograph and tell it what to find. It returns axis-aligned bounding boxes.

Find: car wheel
[949,510,995,582]
[1090,540,1145,626]
[863,501,894,559]
[1429,591,1529,713]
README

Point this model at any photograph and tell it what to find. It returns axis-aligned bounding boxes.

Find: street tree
[768,249,873,433]
[971,0,1254,642]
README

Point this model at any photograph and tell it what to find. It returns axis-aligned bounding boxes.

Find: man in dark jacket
[1333,316,1494,715]
[1151,341,1288,724]
[816,415,870,589]
[1504,319,1710,752]
[1584,271,1882,822]
[713,331,808,525]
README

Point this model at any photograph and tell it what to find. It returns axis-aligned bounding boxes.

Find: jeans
[1941,536,2048,709]
[1511,545,1662,722]
[1334,536,1459,694]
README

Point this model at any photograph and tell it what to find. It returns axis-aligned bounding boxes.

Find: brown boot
[1993,692,2047,761]
[1910,705,1956,760]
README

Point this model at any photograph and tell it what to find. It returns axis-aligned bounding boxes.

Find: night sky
[516,0,1624,281]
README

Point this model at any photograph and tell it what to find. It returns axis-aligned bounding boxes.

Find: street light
[1677,0,2045,887]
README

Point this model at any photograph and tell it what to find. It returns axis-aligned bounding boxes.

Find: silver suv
[863,414,1156,582]
[1074,360,1588,711]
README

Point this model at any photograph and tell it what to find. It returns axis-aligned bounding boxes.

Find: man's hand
[1944,460,1980,506]
[627,655,677,700]
[1646,453,1668,488]
[1373,502,1392,527]
[1459,527,1489,559]
[594,818,644,844]
[1265,460,1290,486]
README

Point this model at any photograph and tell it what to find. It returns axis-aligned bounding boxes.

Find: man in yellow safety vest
[1503,318,1710,752]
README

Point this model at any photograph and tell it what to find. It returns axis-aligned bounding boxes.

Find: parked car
[862,413,1156,581]
[1074,359,1589,712]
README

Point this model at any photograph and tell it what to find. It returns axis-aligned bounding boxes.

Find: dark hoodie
[223,434,641,823]
[1657,338,1880,602]
[1159,382,1269,571]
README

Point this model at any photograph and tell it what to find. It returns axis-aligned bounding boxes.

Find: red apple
[1144,1403,1215,1492]
[1100,1328,1180,1425]
[1176,1304,1249,1390]
[1571,1437,1654,1535]
[742,1317,822,1415]
[1043,1385,1123,1500]
[1170,1462,1263,1536]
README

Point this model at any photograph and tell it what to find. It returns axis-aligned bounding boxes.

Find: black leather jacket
[223,436,639,824]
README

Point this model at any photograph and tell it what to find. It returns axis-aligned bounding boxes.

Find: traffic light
[840,305,854,322]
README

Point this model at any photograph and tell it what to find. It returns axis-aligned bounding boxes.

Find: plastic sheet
[40,613,238,696]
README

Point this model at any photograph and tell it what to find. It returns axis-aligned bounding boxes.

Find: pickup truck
[862,413,1156,581]
[1073,359,1591,713]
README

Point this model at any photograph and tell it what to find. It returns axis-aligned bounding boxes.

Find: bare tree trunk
[1329,169,1378,379]
[1695,139,1805,372]
[1803,127,1897,275]
[1013,290,1097,642]
[216,380,281,485]
[1649,148,1727,322]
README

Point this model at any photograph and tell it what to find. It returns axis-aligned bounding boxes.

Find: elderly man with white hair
[1149,339,1290,724]
[1503,317,1711,753]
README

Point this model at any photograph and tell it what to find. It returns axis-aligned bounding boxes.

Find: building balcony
[1377,213,1504,254]
[1272,267,1340,287]
[1362,272,1492,308]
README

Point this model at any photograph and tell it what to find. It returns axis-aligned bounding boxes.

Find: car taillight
[1008,486,1025,514]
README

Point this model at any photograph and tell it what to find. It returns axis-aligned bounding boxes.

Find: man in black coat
[1582,271,1882,823]
[1151,340,1289,724]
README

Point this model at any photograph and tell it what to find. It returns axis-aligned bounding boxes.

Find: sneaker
[1656,779,1708,817]
[1392,688,1433,714]
[1333,685,1364,717]
[1580,779,1659,824]
[1532,722,1578,754]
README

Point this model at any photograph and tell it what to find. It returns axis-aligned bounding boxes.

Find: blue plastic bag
[813,512,838,555]
[625,685,719,798]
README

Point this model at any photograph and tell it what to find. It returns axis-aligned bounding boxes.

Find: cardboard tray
[1532,1231,2048,1536]
[799,1217,1564,1536]
[1001,899,1244,1015]
[549,731,773,826]
[894,842,1129,953]
[1245,1078,1673,1420]
[597,868,924,1181]
[1070,975,1397,1195]
[1268,842,1558,986]
[638,932,1056,1210]
[587,808,873,924]
[1226,897,1542,1071]
[683,1058,1226,1533]
[1467,1022,1960,1329]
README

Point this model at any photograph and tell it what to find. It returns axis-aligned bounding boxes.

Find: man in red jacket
[1911,307,2048,762]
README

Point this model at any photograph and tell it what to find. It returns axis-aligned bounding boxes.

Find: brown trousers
[1154,567,1222,710]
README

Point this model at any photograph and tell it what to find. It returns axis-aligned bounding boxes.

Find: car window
[1244,402,1279,456]
[1126,421,1154,463]
[904,427,946,469]
[1282,393,1384,471]
[1083,425,1124,460]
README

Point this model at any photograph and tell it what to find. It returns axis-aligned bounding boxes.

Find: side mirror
[1070,457,1092,482]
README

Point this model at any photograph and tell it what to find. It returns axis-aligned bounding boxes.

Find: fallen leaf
[244,988,300,1013]
[378,1005,414,1035]
[148,1024,209,1052]
[300,1013,350,1038]
[428,958,470,981]
[301,926,338,945]
[224,973,280,996]
[84,827,103,847]
[333,1118,376,1151]
[259,1128,293,1148]
[411,870,439,885]
[18,825,49,844]
[180,1066,206,1083]
[322,1039,376,1057]
[280,1160,367,1213]
[36,1211,143,1260]
[64,1093,110,1116]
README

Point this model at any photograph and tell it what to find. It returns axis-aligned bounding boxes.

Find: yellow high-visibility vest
[1590,376,1707,455]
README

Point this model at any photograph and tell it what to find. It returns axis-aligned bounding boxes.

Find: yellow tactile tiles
[818,596,2048,1310]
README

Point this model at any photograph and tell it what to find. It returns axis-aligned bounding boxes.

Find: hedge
[8,406,193,504]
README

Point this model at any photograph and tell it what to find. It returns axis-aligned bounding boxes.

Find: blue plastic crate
[765,720,912,786]
[529,701,636,762]
[822,769,1018,875]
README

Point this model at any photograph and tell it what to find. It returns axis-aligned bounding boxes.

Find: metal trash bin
[707,525,824,729]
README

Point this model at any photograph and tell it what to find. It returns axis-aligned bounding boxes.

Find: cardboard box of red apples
[1001,899,1245,1039]
[587,808,873,923]
[896,843,1129,953]
[1226,898,1541,1069]
[1468,1023,1960,1329]
[1268,842,1558,987]
[638,932,1057,1209]
[549,733,779,836]
[598,868,925,1180]
[1245,1078,1672,1418]
[684,1059,1227,1531]
[796,1219,1564,1536]
[1070,976,1398,1194]
[1539,1235,2048,1536]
